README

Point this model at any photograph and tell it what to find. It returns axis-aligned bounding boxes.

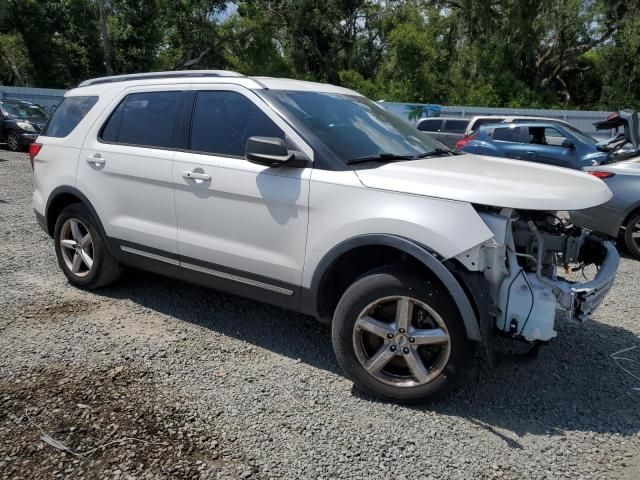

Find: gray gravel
[1,149,639,479]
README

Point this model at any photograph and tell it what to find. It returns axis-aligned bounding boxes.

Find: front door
[526,126,576,168]
[172,86,313,307]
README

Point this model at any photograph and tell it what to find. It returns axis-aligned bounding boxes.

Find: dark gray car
[570,158,640,259]
[416,117,469,148]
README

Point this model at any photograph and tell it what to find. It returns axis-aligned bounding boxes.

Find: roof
[478,121,571,130]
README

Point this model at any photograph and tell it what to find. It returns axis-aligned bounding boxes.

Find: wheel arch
[304,234,482,341]
[622,202,640,230]
[45,186,111,252]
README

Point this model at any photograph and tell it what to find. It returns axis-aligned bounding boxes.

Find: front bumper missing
[558,240,619,321]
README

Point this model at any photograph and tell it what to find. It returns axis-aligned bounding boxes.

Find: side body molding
[303,234,482,341]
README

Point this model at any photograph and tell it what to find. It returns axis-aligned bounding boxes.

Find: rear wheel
[54,203,121,289]
[332,267,471,403]
[6,131,20,151]
[624,211,640,260]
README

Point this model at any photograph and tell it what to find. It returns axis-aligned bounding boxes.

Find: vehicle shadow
[96,268,640,442]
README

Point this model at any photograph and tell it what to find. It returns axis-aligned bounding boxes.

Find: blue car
[456,121,610,169]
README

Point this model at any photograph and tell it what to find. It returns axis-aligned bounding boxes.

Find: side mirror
[245,136,308,168]
[561,139,575,149]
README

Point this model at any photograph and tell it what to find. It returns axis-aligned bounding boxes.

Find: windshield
[2,101,49,122]
[260,90,445,163]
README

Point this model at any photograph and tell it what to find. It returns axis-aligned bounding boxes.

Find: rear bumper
[557,240,619,321]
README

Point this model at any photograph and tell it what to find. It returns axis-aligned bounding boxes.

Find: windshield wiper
[345,153,417,165]
[414,148,458,158]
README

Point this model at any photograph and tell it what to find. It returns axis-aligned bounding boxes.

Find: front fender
[303,234,482,341]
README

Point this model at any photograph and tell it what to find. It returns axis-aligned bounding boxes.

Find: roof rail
[78,70,245,87]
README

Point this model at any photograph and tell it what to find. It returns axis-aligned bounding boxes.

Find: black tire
[53,203,121,289]
[624,211,640,260]
[6,131,21,152]
[332,267,471,403]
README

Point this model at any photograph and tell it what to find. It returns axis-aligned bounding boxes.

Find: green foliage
[1,0,639,110]
[0,33,33,86]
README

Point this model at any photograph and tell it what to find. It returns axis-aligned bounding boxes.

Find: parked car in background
[456,121,609,169]
[571,159,640,259]
[464,115,574,136]
[571,111,640,259]
[0,99,49,151]
[415,117,470,148]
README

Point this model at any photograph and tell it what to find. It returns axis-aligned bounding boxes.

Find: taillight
[588,171,615,179]
[29,142,42,169]
[455,133,478,150]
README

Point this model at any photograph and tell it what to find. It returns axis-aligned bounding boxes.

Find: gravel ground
[1,149,639,479]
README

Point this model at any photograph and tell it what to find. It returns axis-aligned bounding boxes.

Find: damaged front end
[456,208,619,344]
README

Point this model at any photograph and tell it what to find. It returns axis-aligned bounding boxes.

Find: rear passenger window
[190,91,284,157]
[417,119,442,132]
[443,120,469,133]
[101,91,184,148]
[492,126,522,142]
[42,96,98,138]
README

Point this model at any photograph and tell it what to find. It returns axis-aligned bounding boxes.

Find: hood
[354,153,612,211]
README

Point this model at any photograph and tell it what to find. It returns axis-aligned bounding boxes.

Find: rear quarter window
[417,119,443,132]
[41,96,98,138]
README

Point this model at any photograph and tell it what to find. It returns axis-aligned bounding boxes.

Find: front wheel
[624,211,640,260]
[6,131,21,152]
[332,267,471,403]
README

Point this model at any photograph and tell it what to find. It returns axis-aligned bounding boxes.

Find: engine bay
[460,207,619,343]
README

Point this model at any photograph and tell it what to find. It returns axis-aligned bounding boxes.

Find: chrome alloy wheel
[59,218,94,277]
[353,296,451,387]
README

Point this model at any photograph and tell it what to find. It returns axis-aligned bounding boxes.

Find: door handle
[182,170,211,181]
[86,154,105,166]
[526,151,537,156]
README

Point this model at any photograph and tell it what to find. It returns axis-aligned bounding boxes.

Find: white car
[31,71,619,403]
[465,115,574,136]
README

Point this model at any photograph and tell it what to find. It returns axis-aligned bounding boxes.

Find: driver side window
[190,91,285,158]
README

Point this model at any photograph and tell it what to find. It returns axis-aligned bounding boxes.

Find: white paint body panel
[300,169,495,288]
[173,155,311,285]
[354,153,612,211]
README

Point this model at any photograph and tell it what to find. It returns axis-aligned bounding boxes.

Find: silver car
[570,158,640,259]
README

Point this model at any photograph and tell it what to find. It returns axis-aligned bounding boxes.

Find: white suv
[32,71,619,403]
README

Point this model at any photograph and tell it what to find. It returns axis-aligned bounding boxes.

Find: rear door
[489,126,527,159]
[172,85,313,307]
[77,86,188,261]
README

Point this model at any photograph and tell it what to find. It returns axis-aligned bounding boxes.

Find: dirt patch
[0,364,257,479]
[19,298,99,321]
